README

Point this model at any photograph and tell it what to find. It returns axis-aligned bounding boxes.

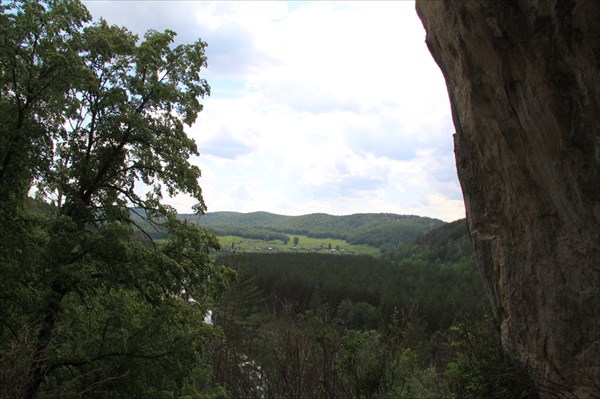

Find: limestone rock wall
[415,1,600,397]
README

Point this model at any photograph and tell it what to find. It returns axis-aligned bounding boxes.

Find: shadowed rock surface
[416,1,600,398]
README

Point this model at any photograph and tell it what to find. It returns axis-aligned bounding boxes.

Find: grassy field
[216,234,380,256]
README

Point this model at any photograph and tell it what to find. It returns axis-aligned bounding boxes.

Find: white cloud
[83,1,464,222]
[199,130,256,160]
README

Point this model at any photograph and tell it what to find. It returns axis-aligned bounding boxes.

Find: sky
[82,0,465,222]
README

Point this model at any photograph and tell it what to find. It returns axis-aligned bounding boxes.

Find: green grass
[216,234,380,256]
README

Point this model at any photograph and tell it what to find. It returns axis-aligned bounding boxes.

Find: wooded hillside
[182,211,445,250]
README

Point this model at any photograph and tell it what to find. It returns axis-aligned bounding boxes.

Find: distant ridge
[181,211,445,250]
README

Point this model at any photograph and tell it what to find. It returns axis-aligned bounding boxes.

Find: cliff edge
[416,1,600,397]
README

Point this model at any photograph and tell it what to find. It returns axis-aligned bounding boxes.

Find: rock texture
[416,1,600,397]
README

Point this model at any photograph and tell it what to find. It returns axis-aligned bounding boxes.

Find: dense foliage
[205,226,290,245]
[209,243,539,399]
[0,1,232,397]
[386,218,473,263]
[215,252,485,334]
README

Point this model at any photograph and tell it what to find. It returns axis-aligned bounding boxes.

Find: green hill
[181,211,444,251]
[415,218,472,262]
[382,218,473,264]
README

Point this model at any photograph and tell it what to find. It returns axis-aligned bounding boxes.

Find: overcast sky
[83,1,464,222]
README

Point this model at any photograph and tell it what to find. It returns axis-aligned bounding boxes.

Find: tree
[0,0,90,207]
[0,1,232,397]
[293,236,299,247]
[444,316,539,399]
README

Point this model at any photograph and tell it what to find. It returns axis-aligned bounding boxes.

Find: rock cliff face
[415,1,600,397]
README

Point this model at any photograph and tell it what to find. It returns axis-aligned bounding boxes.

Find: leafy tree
[443,316,539,399]
[209,266,269,398]
[0,1,233,397]
[0,0,89,206]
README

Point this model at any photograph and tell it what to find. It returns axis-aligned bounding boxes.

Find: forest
[0,1,538,398]
[205,220,539,399]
